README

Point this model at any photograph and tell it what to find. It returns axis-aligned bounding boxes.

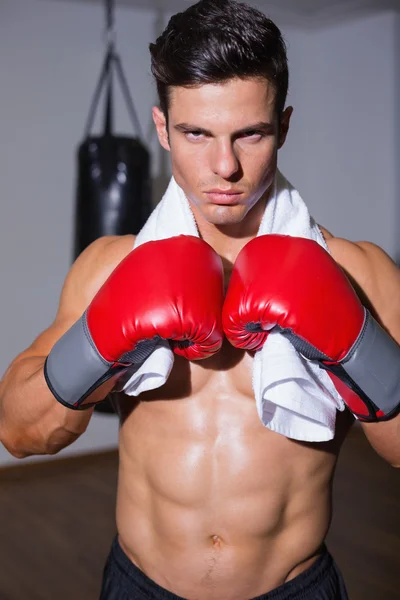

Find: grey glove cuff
[339,309,400,417]
[44,312,116,410]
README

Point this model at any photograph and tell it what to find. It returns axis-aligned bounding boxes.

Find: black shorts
[99,536,349,600]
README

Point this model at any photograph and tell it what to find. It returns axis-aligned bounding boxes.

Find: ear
[152,106,171,151]
[278,106,294,149]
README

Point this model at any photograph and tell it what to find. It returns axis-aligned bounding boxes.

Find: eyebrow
[173,121,274,136]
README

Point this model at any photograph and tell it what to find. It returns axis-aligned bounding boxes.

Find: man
[0,1,399,599]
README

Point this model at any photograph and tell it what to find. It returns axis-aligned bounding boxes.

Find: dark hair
[149,0,289,124]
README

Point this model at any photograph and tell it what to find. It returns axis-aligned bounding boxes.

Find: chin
[200,204,249,225]
[206,215,244,226]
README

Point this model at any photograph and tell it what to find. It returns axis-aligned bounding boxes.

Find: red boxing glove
[223,234,400,422]
[45,235,224,409]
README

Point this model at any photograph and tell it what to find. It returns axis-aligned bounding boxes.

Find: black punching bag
[74,134,151,257]
[74,35,151,259]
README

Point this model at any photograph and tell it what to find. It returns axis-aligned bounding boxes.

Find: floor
[0,426,398,600]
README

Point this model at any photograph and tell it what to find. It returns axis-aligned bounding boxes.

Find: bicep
[361,416,400,467]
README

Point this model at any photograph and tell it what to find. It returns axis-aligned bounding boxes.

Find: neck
[191,188,271,262]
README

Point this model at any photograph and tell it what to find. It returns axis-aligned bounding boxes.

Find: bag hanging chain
[103,0,114,136]
[105,0,116,50]
[84,0,144,141]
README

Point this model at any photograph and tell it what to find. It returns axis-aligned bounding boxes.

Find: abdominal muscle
[114,344,351,600]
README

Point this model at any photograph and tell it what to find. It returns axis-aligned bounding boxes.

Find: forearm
[361,413,400,468]
[0,355,112,458]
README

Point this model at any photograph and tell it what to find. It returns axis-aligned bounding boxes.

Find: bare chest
[116,341,350,493]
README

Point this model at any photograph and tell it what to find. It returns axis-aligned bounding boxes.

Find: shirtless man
[1,1,399,599]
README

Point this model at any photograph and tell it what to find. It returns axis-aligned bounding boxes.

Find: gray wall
[280,11,399,255]
[0,0,399,465]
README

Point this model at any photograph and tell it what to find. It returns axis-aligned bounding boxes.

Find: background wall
[280,10,399,253]
[0,0,399,466]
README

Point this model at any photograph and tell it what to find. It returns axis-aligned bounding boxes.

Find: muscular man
[1,1,399,599]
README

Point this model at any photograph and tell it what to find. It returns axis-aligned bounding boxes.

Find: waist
[109,534,331,600]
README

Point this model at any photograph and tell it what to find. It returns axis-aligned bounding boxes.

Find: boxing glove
[223,234,400,422]
[45,235,224,410]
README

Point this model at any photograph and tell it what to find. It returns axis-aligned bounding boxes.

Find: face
[152,77,292,232]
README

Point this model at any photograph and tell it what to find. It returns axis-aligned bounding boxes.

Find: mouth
[204,191,244,205]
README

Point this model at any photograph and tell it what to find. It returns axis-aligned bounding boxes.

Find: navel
[210,534,223,549]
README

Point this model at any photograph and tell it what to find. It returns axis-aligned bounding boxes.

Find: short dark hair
[149,0,289,124]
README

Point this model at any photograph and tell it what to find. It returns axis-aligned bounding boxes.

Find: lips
[205,190,243,204]
[206,188,243,194]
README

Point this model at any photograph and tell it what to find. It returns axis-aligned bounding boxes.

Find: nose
[211,139,240,179]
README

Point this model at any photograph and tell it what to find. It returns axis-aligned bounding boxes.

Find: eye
[185,131,205,140]
[240,130,264,140]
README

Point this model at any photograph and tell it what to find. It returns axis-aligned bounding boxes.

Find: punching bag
[74,131,151,257]
[74,12,151,259]
[73,2,152,413]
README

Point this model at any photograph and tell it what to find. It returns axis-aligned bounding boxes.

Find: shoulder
[13,235,137,360]
[75,234,136,281]
[58,234,136,317]
[324,233,397,292]
[317,223,397,285]
[318,225,400,339]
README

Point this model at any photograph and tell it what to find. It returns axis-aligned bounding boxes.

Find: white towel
[119,170,344,442]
